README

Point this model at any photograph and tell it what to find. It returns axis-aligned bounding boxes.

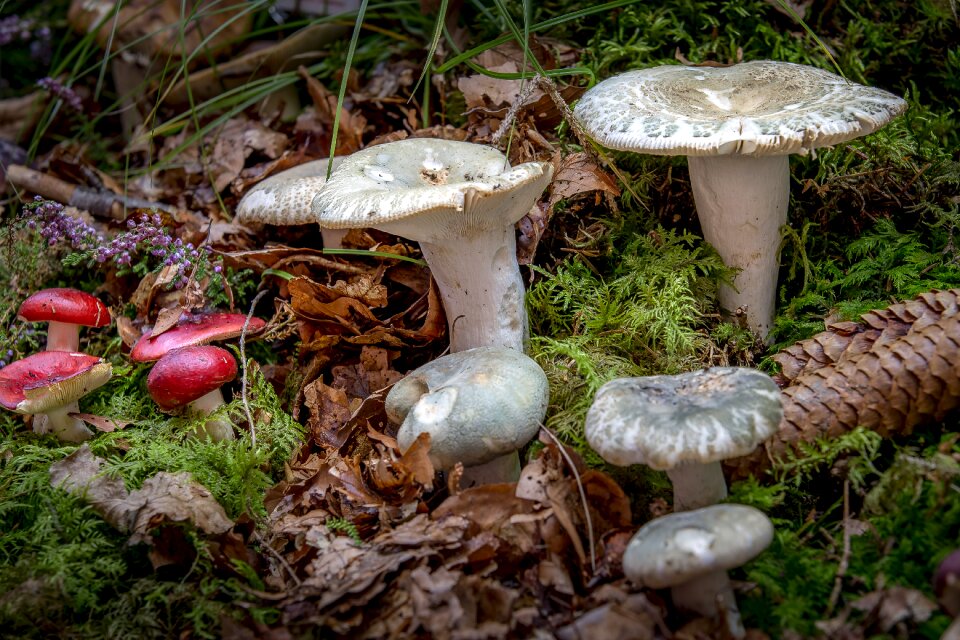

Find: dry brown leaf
[50,445,232,541]
[72,412,130,432]
[299,68,368,155]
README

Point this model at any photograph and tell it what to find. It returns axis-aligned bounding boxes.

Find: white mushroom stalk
[623,504,775,639]
[312,139,554,353]
[236,158,347,249]
[574,61,907,339]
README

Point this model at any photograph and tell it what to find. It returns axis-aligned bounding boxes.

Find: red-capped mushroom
[0,351,112,441]
[130,312,265,363]
[18,288,111,352]
[147,345,238,441]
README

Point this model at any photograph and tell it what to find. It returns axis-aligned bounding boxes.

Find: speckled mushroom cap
[386,346,549,469]
[236,158,343,226]
[585,367,782,469]
[623,503,774,588]
[0,351,112,414]
[574,61,907,156]
[311,138,553,242]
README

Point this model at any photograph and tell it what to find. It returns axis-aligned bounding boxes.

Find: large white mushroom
[574,61,907,339]
[311,138,554,353]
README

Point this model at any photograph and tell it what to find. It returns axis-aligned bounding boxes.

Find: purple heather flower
[37,77,83,112]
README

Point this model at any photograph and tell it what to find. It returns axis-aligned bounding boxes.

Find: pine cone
[729,290,960,478]
[773,289,960,384]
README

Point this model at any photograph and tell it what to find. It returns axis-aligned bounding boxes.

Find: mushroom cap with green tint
[310,138,553,242]
[584,367,783,469]
[386,346,549,469]
[574,61,907,156]
[623,503,774,588]
[236,158,343,226]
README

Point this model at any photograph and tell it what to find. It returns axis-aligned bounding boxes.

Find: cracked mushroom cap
[147,345,237,410]
[623,503,774,588]
[310,138,554,242]
[574,61,907,156]
[0,351,112,414]
[386,346,549,470]
[585,367,783,469]
[130,312,265,362]
[236,157,344,226]
[18,288,111,327]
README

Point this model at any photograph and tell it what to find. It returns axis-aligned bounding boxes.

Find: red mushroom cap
[146,345,238,410]
[130,312,266,362]
[18,288,111,327]
[0,351,112,413]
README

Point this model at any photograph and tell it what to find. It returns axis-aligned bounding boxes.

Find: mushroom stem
[36,403,93,442]
[45,321,81,352]
[321,228,348,250]
[418,223,527,353]
[688,154,789,341]
[460,452,522,487]
[666,461,727,511]
[671,569,745,639]
[187,388,235,442]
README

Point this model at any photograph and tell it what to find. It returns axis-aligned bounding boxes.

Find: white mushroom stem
[34,403,93,442]
[321,228,349,250]
[45,321,81,352]
[186,388,235,442]
[459,452,522,487]
[418,222,527,353]
[666,461,728,511]
[688,155,789,341]
[671,569,745,639]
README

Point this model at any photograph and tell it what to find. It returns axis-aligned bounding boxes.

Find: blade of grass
[326,0,370,179]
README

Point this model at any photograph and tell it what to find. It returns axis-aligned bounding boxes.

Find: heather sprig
[37,77,83,112]
[19,198,224,290]
[0,15,49,47]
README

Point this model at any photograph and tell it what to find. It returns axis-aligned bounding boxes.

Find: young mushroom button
[147,345,238,442]
[574,61,907,340]
[312,138,554,353]
[623,503,774,639]
[386,346,549,486]
[0,351,112,442]
[18,288,111,352]
[585,367,783,511]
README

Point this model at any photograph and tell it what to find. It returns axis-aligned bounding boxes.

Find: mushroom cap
[311,138,553,242]
[130,312,265,362]
[386,346,549,469]
[585,367,783,469]
[147,345,238,410]
[18,288,111,327]
[623,503,774,588]
[0,351,112,414]
[574,61,907,156]
[236,157,344,226]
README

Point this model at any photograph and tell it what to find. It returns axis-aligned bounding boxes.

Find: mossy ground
[1,0,959,637]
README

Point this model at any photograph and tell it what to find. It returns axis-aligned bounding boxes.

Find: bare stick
[826,479,851,614]
[241,289,269,447]
[538,424,597,574]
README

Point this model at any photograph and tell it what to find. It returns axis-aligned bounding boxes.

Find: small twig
[538,424,597,574]
[241,289,269,447]
[253,531,302,587]
[826,479,851,615]
[6,164,174,220]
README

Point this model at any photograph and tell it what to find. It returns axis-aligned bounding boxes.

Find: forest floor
[1,1,960,638]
